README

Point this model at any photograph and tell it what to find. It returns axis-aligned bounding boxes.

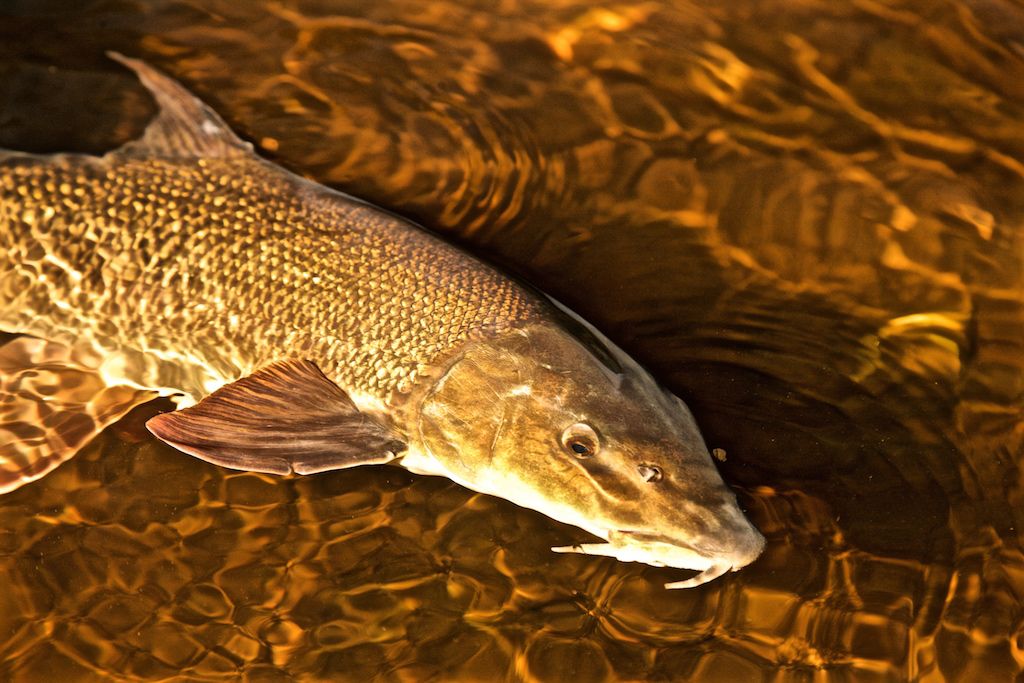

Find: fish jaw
[551,526,764,589]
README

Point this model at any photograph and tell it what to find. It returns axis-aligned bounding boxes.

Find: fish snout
[615,516,764,571]
[610,499,765,590]
[665,523,764,590]
[706,495,765,571]
[724,519,765,571]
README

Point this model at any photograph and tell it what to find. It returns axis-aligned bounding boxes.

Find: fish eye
[561,422,600,458]
[638,464,663,483]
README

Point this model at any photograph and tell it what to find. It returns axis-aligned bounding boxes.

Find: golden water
[1,0,1023,680]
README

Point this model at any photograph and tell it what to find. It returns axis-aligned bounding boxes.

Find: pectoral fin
[146,360,405,475]
[0,337,158,494]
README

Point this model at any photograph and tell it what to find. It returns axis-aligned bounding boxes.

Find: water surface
[1,0,1023,680]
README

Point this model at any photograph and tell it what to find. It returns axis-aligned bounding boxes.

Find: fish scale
[0,152,547,403]
[0,54,763,588]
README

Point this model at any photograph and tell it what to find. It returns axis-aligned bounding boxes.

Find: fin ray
[106,52,253,160]
[146,360,405,475]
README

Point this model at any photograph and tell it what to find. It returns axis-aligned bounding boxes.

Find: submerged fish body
[0,54,763,587]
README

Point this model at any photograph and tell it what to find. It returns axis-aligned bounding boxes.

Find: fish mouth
[551,526,764,590]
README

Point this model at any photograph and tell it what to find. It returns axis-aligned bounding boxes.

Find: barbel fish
[0,54,763,588]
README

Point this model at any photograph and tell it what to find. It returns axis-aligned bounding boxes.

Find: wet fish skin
[0,152,544,402]
[413,320,767,584]
[0,54,764,587]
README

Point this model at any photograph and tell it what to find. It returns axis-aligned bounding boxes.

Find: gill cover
[415,321,764,588]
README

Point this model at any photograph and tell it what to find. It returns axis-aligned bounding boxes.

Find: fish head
[415,319,764,589]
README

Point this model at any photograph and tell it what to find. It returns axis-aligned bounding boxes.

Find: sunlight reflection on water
[1,0,1023,680]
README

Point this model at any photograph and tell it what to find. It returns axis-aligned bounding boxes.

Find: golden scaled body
[0,154,545,402]
[0,54,547,498]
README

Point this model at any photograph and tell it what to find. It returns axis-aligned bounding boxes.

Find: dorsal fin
[106,51,253,159]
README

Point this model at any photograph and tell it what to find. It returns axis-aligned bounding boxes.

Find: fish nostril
[638,464,662,482]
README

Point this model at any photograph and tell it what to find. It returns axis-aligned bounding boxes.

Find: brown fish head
[413,320,764,588]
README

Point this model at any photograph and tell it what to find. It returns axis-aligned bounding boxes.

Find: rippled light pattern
[0,0,1022,680]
